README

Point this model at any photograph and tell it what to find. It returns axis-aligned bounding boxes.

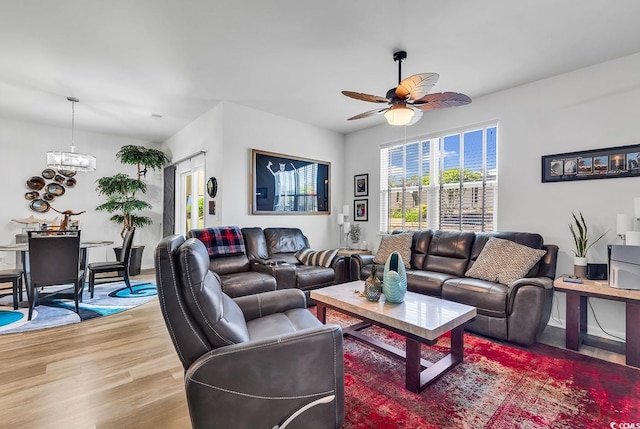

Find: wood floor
[0,270,628,428]
[0,271,190,429]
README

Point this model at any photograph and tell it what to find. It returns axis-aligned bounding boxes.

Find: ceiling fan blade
[405,107,423,126]
[395,73,440,101]
[413,92,472,110]
[347,107,389,121]
[342,91,389,103]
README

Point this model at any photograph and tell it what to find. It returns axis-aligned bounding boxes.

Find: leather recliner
[242,227,349,299]
[155,235,345,429]
[185,228,277,298]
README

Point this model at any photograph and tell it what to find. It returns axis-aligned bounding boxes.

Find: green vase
[383,251,407,303]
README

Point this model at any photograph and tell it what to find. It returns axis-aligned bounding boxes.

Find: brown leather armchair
[155,235,345,429]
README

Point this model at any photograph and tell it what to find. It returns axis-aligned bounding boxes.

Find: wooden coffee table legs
[405,325,464,393]
[316,303,465,393]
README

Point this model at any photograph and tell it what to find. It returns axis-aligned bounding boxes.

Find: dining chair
[26,230,84,320]
[88,227,135,298]
[0,269,24,310]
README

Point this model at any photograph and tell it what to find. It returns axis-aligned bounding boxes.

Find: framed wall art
[354,173,368,197]
[354,199,368,221]
[541,144,640,183]
[251,149,330,214]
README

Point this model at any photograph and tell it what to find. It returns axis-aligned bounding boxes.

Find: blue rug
[0,280,157,334]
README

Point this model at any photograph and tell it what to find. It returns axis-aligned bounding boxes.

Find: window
[380,123,497,233]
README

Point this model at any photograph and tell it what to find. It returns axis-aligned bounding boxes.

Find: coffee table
[311,281,476,393]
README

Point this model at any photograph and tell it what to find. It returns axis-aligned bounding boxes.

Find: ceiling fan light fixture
[46,97,96,172]
[384,105,415,126]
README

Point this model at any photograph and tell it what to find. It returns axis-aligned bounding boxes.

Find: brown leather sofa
[187,227,349,300]
[351,230,558,346]
[155,234,345,429]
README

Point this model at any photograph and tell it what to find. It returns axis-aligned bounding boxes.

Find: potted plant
[569,211,607,277]
[96,145,170,275]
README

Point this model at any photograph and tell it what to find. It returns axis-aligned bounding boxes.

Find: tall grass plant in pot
[569,211,607,278]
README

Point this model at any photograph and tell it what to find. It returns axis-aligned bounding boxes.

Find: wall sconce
[337,205,351,248]
[617,214,633,244]
[617,197,640,245]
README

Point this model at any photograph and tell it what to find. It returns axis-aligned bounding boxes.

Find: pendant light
[47,97,96,172]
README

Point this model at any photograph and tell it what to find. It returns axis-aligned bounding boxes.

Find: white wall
[163,101,346,250]
[0,117,163,270]
[345,53,640,340]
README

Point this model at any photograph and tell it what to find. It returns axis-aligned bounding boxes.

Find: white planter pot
[574,257,587,278]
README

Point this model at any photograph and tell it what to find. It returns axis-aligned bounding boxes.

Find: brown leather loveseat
[351,230,558,346]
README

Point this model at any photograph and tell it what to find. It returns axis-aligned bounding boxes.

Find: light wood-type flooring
[0,270,627,428]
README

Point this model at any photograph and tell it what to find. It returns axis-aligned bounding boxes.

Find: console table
[337,249,372,281]
[553,277,640,367]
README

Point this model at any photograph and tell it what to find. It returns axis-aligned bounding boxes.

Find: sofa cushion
[406,270,457,296]
[465,237,546,285]
[219,271,277,298]
[246,308,322,340]
[177,238,250,347]
[295,265,335,290]
[242,227,270,259]
[442,277,510,318]
[295,248,338,267]
[468,232,545,278]
[209,254,251,275]
[423,230,475,276]
[264,228,308,254]
[373,233,413,268]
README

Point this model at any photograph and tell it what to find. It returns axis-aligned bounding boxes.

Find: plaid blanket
[188,226,246,258]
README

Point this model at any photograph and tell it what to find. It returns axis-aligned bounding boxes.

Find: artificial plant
[569,211,607,257]
[96,145,169,238]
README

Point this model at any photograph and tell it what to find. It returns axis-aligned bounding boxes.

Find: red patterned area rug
[323,310,640,429]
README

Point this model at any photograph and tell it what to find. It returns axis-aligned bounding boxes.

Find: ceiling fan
[342,50,471,126]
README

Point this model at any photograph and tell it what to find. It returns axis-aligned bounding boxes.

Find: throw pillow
[373,233,413,268]
[465,237,547,285]
[295,248,339,268]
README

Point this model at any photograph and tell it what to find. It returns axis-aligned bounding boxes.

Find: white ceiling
[1,0,640,143]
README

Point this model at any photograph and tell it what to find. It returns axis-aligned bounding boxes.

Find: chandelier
[47,97,96,172]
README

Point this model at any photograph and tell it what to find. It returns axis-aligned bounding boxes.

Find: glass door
[177,166,205,236]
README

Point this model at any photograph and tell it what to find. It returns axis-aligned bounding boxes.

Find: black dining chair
[0,269,24,310]
[26,230,84,320]
[87,227,135,298]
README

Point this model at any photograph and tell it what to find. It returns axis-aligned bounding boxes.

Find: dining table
[0,239,114,278]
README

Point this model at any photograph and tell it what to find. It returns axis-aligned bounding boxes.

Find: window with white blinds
[380,124,497,233]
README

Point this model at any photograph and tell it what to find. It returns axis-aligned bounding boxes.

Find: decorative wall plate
[45,182,65,196]
[30,199,51,213]
[65,177,77,188]
[207,177,218,198]
[54,174,66,184]
[41,168,56,179]
[24,191,40,200]
[43,193,56,201]
[58,169,77,178]
[27,176,46,190]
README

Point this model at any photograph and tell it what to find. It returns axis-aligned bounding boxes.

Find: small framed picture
[354,173,368,197]
[354,199,368,221]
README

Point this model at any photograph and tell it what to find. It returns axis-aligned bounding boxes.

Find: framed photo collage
[541,144,640,183]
